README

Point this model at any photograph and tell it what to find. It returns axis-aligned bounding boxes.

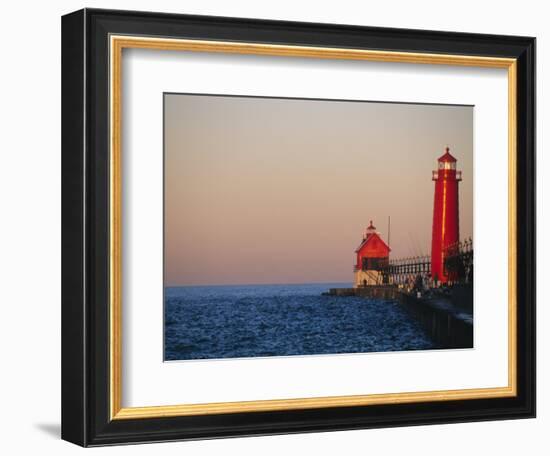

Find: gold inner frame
[109,35,517,420]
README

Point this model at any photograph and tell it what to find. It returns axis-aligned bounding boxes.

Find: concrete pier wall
[324,286,400,300]
[399,292,473,349]
[323,285,473,349]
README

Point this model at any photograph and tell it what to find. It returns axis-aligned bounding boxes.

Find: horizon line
[165,280,353,288]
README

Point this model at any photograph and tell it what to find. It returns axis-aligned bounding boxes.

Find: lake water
[164,283,436,361]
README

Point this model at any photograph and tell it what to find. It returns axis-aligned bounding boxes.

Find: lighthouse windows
[439,162,456,170]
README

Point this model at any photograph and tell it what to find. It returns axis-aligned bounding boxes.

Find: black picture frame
[62,8,535,447]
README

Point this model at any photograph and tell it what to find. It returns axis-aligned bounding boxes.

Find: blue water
[164,283,436,361]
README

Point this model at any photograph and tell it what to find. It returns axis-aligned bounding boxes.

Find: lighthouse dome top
[438,147,457,163]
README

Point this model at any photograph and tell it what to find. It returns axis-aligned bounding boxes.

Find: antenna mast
[388,216,391,249]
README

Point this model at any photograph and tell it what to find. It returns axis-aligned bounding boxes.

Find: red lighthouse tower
[431,147,462,284]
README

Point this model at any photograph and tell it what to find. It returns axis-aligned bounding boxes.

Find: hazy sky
[164,94,473,286]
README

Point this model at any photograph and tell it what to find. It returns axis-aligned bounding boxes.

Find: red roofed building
[354,221,391,287]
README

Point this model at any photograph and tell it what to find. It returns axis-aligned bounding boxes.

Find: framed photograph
[61,8,535,446]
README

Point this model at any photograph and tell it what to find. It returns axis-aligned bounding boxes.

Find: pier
[323,285,473,349]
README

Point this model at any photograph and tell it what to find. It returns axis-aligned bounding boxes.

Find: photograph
[163,94,474,361]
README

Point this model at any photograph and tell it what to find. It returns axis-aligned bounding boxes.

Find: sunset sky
[164,94,473,286]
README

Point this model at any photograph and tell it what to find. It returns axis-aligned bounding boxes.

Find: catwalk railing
[382,255,431,287]
[356,238,473,288]
[443,238,474,284]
